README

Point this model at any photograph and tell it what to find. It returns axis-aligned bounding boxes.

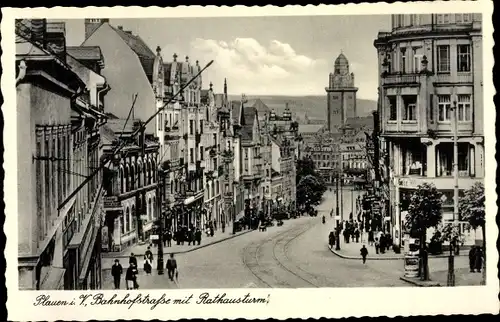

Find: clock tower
[325,52,358,132]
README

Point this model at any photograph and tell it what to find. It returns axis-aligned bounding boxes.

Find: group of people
[371,232,393,254]
[110,248,179,289]
[468,246,484,273]
[165,226,203,246]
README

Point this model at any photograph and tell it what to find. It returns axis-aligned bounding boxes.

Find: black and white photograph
[2,2,497,320]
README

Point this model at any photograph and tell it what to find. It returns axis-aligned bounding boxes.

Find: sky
[61,16,391,100]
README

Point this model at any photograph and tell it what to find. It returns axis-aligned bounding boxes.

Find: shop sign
[103,196,121,210]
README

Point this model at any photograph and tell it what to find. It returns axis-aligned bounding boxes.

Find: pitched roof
[110,25,156,81]
[249,98,271,116]
[231,101,242,124]
[243,105,258,127]
[67,46,103,60]
[298,124,324,134]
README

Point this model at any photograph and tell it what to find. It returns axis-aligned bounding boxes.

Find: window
[388,96,397,121]
[457,95,472,122]
[402,96,417,121]
[457,44,471,72]
[190,148,194,163]
[199,120,203,134]
[189,120,194,135]
[120,214,125,234]
[125,208,130,232]
[52,138,56,206]
[438,95,451,122]
[436,14,443,24]
[400,48,406,73]
[413,53,423,73]
[437,45,450,73]
[443,14,450,24]
[200,146,204,160]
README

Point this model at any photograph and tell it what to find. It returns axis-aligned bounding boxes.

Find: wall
[82,24,156,134]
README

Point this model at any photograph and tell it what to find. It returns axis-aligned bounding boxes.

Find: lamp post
[447,100,460,286]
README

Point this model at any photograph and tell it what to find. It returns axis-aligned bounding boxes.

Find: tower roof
[334,52,349,66]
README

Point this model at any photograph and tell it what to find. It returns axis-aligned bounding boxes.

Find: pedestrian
[222,220,226,234]
[468,246,476,272]
[379,234,386,254]
[144,246,153,275]
[145,246,154,262]
[166,253,178,282]
[129,253,137,267]
[195,228,202,246]
[368,230,374,246]
[111,259,123,289]
[360,245,368,264]
[374,238,380,254]
[210,225,214,237]
[354,228,360,243]
[328,231,335,248]
[125,263,139,290]
[166,230,172,247]
[474,246,483,273]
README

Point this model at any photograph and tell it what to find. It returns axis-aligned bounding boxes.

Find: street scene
[15,12,485,291]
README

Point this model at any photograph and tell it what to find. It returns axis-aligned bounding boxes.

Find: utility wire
[58,60,214,211]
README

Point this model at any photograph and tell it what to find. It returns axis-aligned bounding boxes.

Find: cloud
[186,37,329,96]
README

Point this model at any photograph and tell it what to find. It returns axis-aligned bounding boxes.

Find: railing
[434,72,473,84]
[383,73,420,85]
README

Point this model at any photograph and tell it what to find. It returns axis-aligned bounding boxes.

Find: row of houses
[16,18,299,290]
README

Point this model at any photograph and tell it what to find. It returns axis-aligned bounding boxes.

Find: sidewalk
[329,238,468,260]
[102,228,253,269]
[102,267,179,290]
[400,268,483,287]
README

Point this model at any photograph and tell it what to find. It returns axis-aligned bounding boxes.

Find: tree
[404,183,443,280]
[296,157,326,212]
[459,182,485,284]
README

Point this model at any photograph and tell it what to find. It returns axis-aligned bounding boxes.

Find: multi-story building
[339,130,369,179]
[326,52,358,133]
[302,134,340,185]
[101,119,159,251]
[66,45,108,290]
[374,13,483,247]
[16,19,106,290]
[271,136,296,211]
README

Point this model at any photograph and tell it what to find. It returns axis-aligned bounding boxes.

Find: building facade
[16,19,106,290]
[326,53,358,133]
[101,120,159,251]
[374,13,484,246]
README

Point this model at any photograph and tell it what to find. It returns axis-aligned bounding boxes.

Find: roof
[201,89,210,105]
[243,105,257,126]
[249,98,271,116]
[111,25,156,81]
[345,116,373,129]
[231,101,242,125]
[214,94,225,107]
[66,46,103,60]
[298,124,324,134]
[106,118,140,134]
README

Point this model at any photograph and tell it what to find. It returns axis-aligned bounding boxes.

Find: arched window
[130,163,136,191]
[147,160,152,185]
[124,165,129,193]
[119,167,124,193]
[152,160,156,183]
[126,207,130,232]
[137,162,143,187]
[152,197,156,219]
[131,205,136,230]
[170,180,174,194]
[148,198,152,221]
[143,163,147,187]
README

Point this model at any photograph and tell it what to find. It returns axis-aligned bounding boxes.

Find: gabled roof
[249,98,271,116]
[67,46,103,60]
[298,124,324,134]
[231,101,242,125]
[110,25,156,82]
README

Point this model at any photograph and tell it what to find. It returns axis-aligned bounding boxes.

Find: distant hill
[228,95,377,121]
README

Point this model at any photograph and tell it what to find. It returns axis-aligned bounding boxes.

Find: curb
[399,276,441,287]
[103,230,254,259]
[328,246,467,260]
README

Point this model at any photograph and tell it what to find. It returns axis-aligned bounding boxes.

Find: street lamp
[447,100,460,286]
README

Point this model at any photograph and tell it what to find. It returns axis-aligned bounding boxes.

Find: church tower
[84,18,109,40]
[325,52,358,132]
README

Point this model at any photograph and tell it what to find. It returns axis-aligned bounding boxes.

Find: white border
[2,2,498,320]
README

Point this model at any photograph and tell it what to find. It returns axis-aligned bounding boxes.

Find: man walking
[111,259,123,289]
[166,253,178,282]
[360,245,368,264]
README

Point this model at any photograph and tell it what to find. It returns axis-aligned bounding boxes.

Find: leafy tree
[404,183,443,280]
[296,157,326,212]
[459,182,485,283]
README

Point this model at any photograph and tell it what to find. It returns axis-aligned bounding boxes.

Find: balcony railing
[383,73,420,85]
[434,72,473,85]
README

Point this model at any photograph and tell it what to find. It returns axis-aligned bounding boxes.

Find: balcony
[396,175,480,191]
[383,73,420,86]
[433,72,473,85]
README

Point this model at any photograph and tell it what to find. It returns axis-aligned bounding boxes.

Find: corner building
[374,13,484,247]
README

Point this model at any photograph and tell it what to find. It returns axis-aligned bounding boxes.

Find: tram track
[241,218,324,288]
